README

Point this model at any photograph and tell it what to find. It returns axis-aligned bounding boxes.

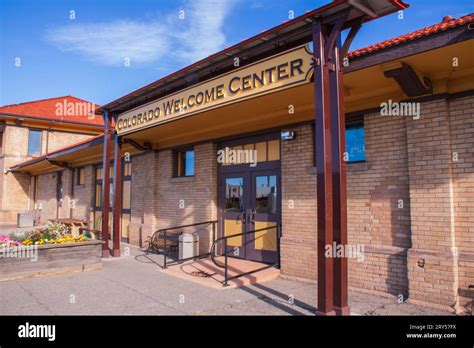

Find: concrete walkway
[0,244,451,316]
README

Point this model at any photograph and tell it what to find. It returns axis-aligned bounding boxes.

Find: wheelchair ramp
[161,257,280,290]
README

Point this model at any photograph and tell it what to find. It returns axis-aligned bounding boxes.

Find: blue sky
[0,0,472,106]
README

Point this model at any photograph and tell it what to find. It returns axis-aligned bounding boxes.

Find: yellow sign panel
[116,45,313,135]
[255,221,277,251]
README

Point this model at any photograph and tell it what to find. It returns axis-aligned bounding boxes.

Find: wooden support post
[112,133,122,257]
[313,19,335,316]
[330,36,350,315]
[101,113,112,258]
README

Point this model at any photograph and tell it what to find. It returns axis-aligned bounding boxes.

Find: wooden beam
[101,113,112,258]
[112,134,123,257]
[313,19,336,316]
[46,160,69,168]
[122,138,152,152]
[330,36,350,315]
[383,62,432,97]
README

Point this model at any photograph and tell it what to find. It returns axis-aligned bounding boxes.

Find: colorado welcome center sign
[116,45,314,135]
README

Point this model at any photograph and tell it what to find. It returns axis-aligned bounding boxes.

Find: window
[255,175,278,214]
[345,122,366,163]
[220,139,280,166]
[76,167,85,185]
[173,148,194,177]
[225,177,243,212]
[94,166,102,208]
[27,129,42,156]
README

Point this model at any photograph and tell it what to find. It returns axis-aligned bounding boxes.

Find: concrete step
[161,256,280,290]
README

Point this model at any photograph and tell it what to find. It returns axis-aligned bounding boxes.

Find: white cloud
[45,0,238,67]
[46,20,169,66]
[174,0,236,62]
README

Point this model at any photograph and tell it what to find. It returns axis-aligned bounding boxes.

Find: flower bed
[0,222,103,281]
[7,221,91,246]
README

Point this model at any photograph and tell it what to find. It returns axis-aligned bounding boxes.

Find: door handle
[238,210,246,224]
[250,209,256,224]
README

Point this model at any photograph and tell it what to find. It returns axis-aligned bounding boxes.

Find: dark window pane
[345,125,365,162]
[225,177,243,212]
[255,175,277,214]
[28,130,42,156]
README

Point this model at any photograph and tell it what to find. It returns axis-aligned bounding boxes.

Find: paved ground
[0,244,451,316]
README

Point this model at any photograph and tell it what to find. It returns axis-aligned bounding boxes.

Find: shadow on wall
[382,176,410,299]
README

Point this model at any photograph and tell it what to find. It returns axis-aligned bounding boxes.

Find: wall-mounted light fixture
[281,130,295,141]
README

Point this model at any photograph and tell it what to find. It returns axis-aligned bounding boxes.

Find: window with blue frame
[345,123,366,163]
[27,129,42,156]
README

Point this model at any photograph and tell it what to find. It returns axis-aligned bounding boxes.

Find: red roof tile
[348,13,474,58]
[0,95,103,126]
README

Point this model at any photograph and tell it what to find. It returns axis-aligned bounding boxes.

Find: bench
[146,230,182,255]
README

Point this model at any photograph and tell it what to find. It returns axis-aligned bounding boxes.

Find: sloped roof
[348,13,474,58]
[0,95,103,126]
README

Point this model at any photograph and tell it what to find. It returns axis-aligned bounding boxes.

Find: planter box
[0,240,103,281]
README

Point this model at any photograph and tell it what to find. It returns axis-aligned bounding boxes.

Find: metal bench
[146,230,182,255]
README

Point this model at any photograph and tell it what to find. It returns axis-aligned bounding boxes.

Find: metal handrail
[147,220,218,269]
[210,223,281,286]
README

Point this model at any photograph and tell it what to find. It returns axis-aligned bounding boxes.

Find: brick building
[8,11,474,313]
[0,96,103,224]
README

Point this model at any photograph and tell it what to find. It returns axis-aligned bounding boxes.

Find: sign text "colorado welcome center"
[115,45,313,135]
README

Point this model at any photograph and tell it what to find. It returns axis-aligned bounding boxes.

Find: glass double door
[220,168,280,264]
